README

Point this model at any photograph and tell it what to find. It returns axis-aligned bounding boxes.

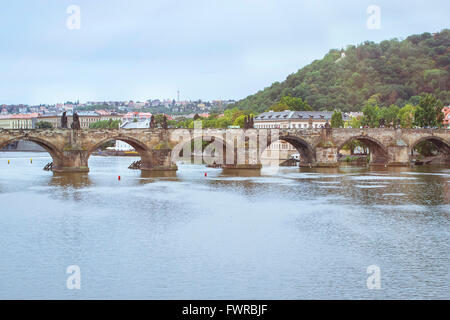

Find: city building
[254,110,349,129]
[121,112,153,123]
[38,111,100,129]
[0,113,39,129]
[95,110,123,122]
[77,111,101,128]
[37,113,60,128]
[37,111,123,129]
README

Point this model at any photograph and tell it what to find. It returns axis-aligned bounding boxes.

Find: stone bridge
[0,128,449,172]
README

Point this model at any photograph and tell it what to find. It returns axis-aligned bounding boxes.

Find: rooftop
[0,113,40,119]
[121,119,151,129]
[254,110,349,121]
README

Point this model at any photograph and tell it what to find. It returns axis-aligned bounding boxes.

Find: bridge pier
[52,150,90,173]
[140,149,178,172]
[314,146,338,167]
[386,145,410,166]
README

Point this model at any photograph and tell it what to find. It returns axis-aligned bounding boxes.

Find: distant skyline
[0,0,449,105]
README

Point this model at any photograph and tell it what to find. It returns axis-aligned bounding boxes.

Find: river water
[0,152,448,299]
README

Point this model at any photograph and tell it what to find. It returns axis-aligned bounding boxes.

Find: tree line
[330,93,445,129]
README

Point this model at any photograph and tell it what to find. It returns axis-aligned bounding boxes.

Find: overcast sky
[0,0,448,105]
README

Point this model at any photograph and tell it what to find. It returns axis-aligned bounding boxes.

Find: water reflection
[221,168,261,177]
[49,172,92,188]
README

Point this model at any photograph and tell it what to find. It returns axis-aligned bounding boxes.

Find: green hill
[233,29,450,113]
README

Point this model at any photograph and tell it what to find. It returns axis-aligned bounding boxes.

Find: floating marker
[118,175,121,181]
[30,158,32,164]
[8,160,10,164]
[204,172,207,177]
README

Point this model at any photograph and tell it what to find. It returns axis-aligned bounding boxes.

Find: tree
[154,114,166,127]
[413,94,444,128]
[89,119,121,129]
[224,108,244,123]
[36,121,53,129]
[361,102,380,128]
[268,96,313,112]
[347,116,362,128]
[233,114,255,128]
[330,110,344,128]
[398,104,416,128]
[378,105,399,127]
[216,117,232,128]
[270,102,290,112]
[233,115,246,128]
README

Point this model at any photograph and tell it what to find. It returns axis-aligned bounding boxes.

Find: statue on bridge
[61,112,68,128]
[71,112,81,130]
[244,115,254,129]
[150,115,155,129]
[324,120,332,137]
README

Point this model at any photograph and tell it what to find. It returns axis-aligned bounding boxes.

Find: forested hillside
[233,29,450,113]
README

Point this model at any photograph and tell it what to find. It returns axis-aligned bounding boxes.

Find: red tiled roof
[0,113,40,119]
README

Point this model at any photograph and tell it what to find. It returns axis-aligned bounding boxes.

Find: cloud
[0,0,448,104]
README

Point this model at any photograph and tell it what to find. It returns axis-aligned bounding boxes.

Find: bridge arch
[87,135,150,156]
[410,136,450,162]
[0,136,63,166]
[410,136,450,152]
[337,135,388,165]
[266,135,315,165]
[87,135,153,168]
[171,134,234,166]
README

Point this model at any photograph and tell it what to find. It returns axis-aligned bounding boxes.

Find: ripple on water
[354,184,387,188]
[348,175,417,181]
[383,193,407,196]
